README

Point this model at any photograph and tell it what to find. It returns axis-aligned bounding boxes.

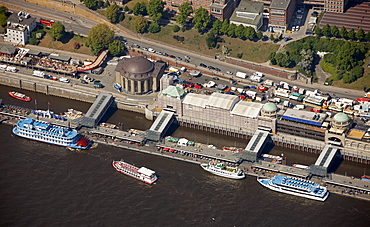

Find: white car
[83,75,94,82]
[226,71,233,75]
[148,48,155,53]
[59,77,70,83]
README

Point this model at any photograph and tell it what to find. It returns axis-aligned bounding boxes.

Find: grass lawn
[38,33,92,56]
[120,17,278,63]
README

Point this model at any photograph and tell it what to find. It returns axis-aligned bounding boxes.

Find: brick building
[268,0,296,33]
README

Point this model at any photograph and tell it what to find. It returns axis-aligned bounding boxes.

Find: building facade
[5,12,36,46]
[268,0,296,33]
[114,57,166,95]
[164,0,239,20]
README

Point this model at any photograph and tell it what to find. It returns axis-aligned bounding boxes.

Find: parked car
[215,68,221,72]
[212,77,219,81]
[148,48,155,53]
[132,43,140,48]
[169,55,176,58]
[81,80,88,84]
[176,56,182,61]
[226,71,233,75]
[184,56,190,60]
[142,47,148,51]
[208,65,215,70]
[200,63,207,67]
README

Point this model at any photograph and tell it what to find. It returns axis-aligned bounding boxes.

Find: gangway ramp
[76,50,109,72]
[72,92,113,127]
[310,145,340,176]
[145,110,175,141]
[243,130,270,162]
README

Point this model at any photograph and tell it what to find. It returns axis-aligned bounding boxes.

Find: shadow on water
[328,156,344,173]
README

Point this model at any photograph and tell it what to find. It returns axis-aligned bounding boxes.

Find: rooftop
[270,0,292,10]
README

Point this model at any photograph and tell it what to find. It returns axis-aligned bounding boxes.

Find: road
[1,0,365,101]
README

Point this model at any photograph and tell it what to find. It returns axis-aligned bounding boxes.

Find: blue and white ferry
[13,117,91,149]
[257,175,329,201]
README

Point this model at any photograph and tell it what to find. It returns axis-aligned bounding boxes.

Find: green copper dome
[333,113,350,123]
[262,102,278,112]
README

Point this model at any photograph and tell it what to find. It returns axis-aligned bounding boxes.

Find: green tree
[148,23,161,33]
[28,37,39,45]
[365,31,370,42]
[147,0,164,22]
[172,25,180,32]
[339,26,347,39]
[193,7,211,33]
[118,13,125,22]
[331,25,339,38]
[220,19,229,35]
[0,6,8,15]
[348,28,355,40]
[257,31,263,40]
[132,2,147,16]
[177,1,192,26]
[314,26,322,36]
[270,34,274,41]
[104,0,110,8]
[84,0,99,9]
[244,26,256,40]
[0,14,7,27]
[269,52,276,65]
[123,5,130,12]
[322,24,331,37]
[134,15,148,33]
[235,24,245,39]
[105,3,119,23]
[356,28,365,41]
[212,20,222,35]
[108,40,125,56]
[86,23,115,55]
[50,22,65,41]
[205,30,217,49]
[227,23,237,37]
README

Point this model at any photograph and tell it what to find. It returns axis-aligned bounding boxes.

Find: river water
[0,85,369,226]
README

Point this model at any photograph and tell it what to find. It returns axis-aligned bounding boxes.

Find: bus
[39,19,55,27]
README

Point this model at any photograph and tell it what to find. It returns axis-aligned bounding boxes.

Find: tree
[356,28,365,41]
[50,22,65,41]
[220,19,229,35]
[331,25,339,38]
[105,3,119,23]
[118,13,125,22]
[270,34,274,41]
[172,25,180,32]
[104,0,110,8]
[205,30,217,49]
[339,26,347,39]
[132,2,147,16]
[365,31,370,42]
[0,14,7,28]
[235,24,245,39]
[134,15,148,33]
[0,6,8,15]
[322,24,331,37]
[177,2,192,26]
[227,24,237,37]
[269,52,277,65]
[193,8,211,33]
[244,26,256,40]
[257,31,263,40]
[108,40,125,56]
[147,0,164,22]
[314,26,322,37]
[84,0,99,9]
[212,20,222,35]
[348,28,355,40]
[148,23,161,33]
[28,37,39,45]
[86,23,115,55]
[123,5,130,12]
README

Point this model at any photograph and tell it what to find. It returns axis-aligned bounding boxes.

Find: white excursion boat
[257,175,329,201]
[112,160,158,185]
[200,161,245,179]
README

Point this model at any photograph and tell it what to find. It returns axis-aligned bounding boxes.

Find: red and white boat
[8,91,31,102]
[112,160,158,185]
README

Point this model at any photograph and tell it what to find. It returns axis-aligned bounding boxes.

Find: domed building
[261,102,278,118]
[115,56,166,94]
[331,113,350,130]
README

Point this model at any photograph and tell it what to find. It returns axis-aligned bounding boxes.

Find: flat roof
[282,109,327,127]
[182,93,208,108]
[230,0,263,26]
[7,12,36,26]
[231,101,263,118]
[49,53,71,62]
[270,0,292,10]
[207,93,239,110]
[85,93,113,119]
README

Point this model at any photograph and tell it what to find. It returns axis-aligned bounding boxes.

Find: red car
[169,55,176,58]
[310,108,322,113]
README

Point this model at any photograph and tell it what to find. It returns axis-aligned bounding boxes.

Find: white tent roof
[231,101,263,118]
[207,93,239,110]
[182,93,208,108]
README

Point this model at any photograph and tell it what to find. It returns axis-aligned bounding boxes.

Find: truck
[0,64,7,70]
[274,88,290,98]
[249,75,262,83]
[236,71,247,79]
[263,79,274,86]
[33,70,45,78]
[6,66,17,72]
